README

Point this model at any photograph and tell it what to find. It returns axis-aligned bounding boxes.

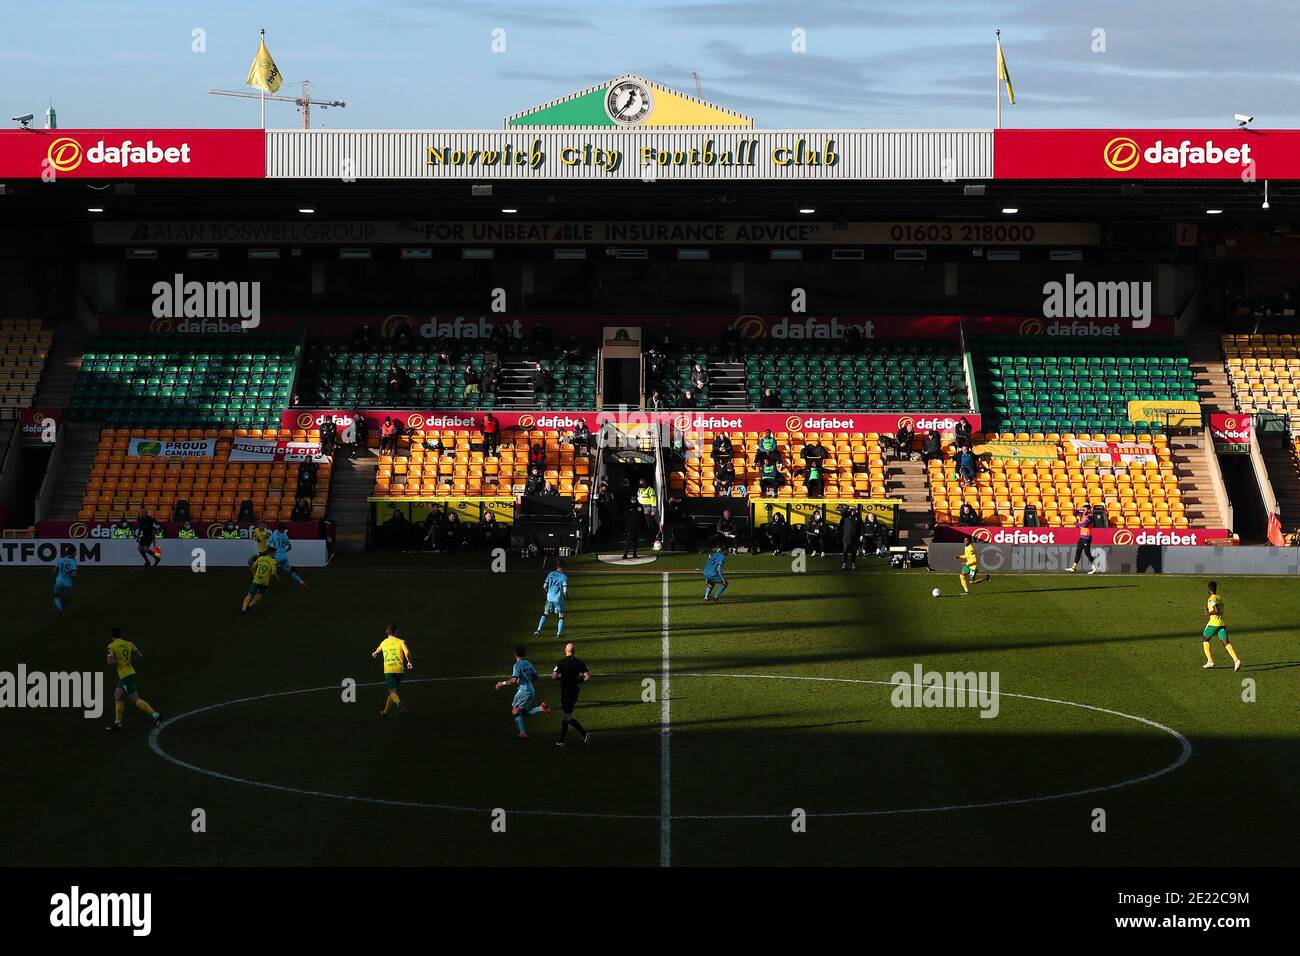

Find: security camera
[11,113,33,127]
[1235,113,1254,128]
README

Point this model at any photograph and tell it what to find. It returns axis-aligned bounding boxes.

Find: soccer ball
[931,587,941,598]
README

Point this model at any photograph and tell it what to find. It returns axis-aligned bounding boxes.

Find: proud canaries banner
[126,437,216,459]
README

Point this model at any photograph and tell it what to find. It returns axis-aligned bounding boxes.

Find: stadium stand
[69,333,299,429]
[676,429,891,500]
[298,341,597,410]
[0,318,52,415]
[973,336,1197,433]
[78,427,330,524]
[371,427,591,503]
[1222,333,1300,426]
[930,430,1186,529]
[742,341,969,411]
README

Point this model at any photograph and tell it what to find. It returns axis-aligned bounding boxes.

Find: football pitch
[2,553,1298,868]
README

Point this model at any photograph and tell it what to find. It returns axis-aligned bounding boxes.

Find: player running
[1201,581,1242,671]
[53,553,77,615]
[241,550,278,613]
[372,624,413,717]
[268,524,307,588]
[535,561,569,639]
[105,627,160,731]
[703,545,728,602]
[551,642,591,748]
[253,519,272,555]
[494,645,551,739]
[956,535,991,596]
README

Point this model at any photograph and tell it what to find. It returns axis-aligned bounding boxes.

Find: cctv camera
[1235,113,1254,126]
[11,113,33,124]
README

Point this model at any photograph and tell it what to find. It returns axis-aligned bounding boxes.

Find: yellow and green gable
[505,74,752,129]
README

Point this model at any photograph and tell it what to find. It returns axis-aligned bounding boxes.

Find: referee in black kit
[551,642,592,747]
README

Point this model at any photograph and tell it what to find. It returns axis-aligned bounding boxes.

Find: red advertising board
[98,311,1174,339]
[995,128,1300,180]
[934,525,1231,546]
[0,129,265,179]
[17,407,60,445]
[36,519,321,540]
[285,408,981,435]
[1208,413,1252,453]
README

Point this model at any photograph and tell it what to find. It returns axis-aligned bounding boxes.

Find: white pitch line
[659,571,672,867]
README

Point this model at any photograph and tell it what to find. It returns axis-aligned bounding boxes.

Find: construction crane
[691,72,703,98]
[208,80,345,129]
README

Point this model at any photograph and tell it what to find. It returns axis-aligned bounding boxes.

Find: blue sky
[3,0,1299,130]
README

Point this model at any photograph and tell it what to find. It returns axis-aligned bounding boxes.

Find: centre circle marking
[148,673,1192,820]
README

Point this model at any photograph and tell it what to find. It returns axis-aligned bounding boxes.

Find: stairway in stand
[34,319,87,409]
[1168,434,1225,529]
[495,362,536,409]
[1187,332,1235,415]
[885,455,934,545]
[45,423,103,520]
[708,361,747,408]
[1261,438,1300,528]
[327,451,378,551]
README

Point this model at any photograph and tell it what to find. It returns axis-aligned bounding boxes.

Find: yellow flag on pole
[996,34,1015,106]
[246,36,282,93]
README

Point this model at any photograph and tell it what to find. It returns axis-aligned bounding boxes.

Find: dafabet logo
[46,137,84,172]
[1103,136,1141,173]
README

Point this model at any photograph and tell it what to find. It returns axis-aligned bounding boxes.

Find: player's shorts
[704,574,723,585]
[961,565,979,579]
[385,673,403,690]
[275,557,293,571]
[54,577,73,596]
[544,599,565,615]
[561,689,580,713]
[247,582,267,596]
[512,686,535,711]
[1203,625,1229,641]
[116,675,138,695]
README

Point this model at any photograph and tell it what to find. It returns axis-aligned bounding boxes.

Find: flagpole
[259,28,266,130]
[995,30,1001,130]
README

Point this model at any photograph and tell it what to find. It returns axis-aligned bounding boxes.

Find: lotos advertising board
[994,129,1300,180]
[1208,413,1252,454]
[0,129,266,179]
[285,408,982,436]
[933,526,1231,546]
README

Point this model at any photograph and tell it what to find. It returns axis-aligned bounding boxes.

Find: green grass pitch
[2,553,1297,867]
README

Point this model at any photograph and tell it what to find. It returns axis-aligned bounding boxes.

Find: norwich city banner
[370,496,516,526]
[973,440,1059,460]
[752,498,900,529]
[1127,399,1200,428]
[126,437,216,459]
[228,438,325,462]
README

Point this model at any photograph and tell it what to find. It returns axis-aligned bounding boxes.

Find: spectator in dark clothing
[387,362,411,397]
[171,498,191,523]
[955,416,973,448]
[292,497,312,521]
[716,509,739,553]
[801,439,827,472]
[571,419,591,455]
[691,363,708,393]
[760,388,779,410]
[525,466,545,497]
[711,432,733,465]
[648,388,665,411]
[354,413,371,458]
[956,446,978,485]
[489,322,511,355]
[480,362,498,396]
[319,419,337,457]
[765,511,789,556]
[958,502,981,525]
[839,507,863,571]
[621,490,644,560]
[842,324,863,354]
[805,512,827,557]
[860,512,882,556]
[595,477,616,541]
[528,443,545,470]
[921,429,943,465]
[893,424,915,462]
[563,337,584,365]
[532,362,552,396]
[714,459,736,497]
[481,413,501,457]
[720,324,739,362]
[441,512,464,552]
[462,363,480,398]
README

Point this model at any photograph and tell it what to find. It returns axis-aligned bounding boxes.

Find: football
[932,588,941,597]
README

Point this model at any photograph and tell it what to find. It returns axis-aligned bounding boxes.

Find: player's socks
[703,584,713,600]
[290,571,304,585]
[115,701,124,722]
[1225,643,1241,664]
[960,576,969,594]
[559,720,569,742]
[54,597,64,613]
[714,583,727,599]
[568,717,586,738]
[250,593,263,607]
[514,714,527,735]
[536,615,548,634]
[1203,642,1215,664]
[556,619,564,638]
[134,699,156,717]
